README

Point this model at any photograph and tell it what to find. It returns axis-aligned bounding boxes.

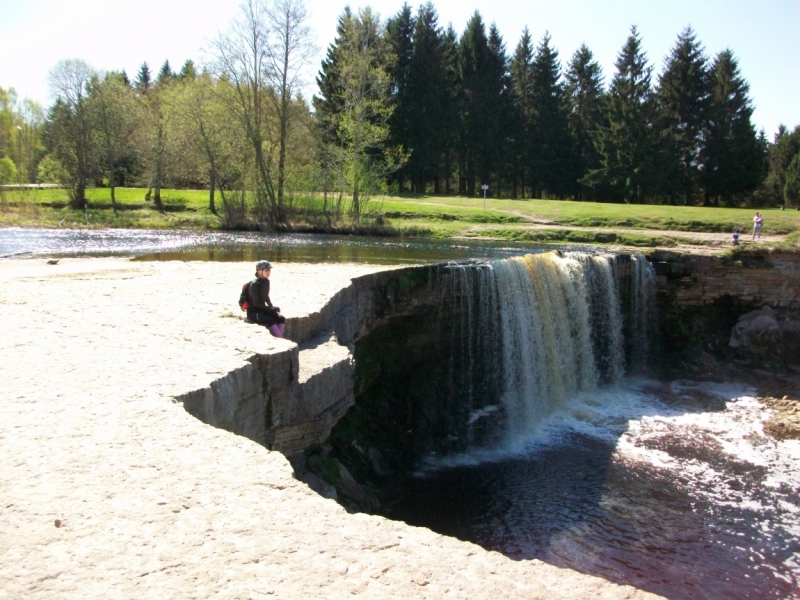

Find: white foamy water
[406,380,800,599]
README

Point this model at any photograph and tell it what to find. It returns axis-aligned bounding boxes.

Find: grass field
[380,195,800,235]
[2,187,798,251]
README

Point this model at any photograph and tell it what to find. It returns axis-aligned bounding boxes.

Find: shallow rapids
[392,381,800,600]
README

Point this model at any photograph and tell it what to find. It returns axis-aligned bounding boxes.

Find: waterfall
[435,251,657,443]
[628,254,657,371]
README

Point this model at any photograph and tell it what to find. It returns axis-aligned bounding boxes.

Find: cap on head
[255,260,272,271]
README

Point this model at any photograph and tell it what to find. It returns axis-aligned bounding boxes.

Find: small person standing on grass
[732,227,740,245]
[247,261,286,338]
[752,212,763,240]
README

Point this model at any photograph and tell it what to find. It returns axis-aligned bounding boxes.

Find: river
[3,227,797,599]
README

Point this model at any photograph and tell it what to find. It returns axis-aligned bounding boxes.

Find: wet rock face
[729,308,800,369]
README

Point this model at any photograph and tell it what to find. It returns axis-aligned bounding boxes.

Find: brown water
[391,381,800,600]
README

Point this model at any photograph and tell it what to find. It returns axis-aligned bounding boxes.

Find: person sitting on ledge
[247,260,286,338]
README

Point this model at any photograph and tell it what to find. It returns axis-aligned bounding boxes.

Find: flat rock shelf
[0,257,659,600]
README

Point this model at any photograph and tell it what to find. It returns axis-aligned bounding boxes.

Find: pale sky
[1,0,798,137]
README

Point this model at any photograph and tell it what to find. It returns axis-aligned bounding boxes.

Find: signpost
[481,184,489,211]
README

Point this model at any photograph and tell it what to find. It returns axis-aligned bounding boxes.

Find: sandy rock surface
[0,257,660,599]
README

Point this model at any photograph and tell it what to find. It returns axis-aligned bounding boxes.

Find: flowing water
[393,253,799,599]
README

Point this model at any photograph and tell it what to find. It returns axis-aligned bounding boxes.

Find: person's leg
[277,323,285,337]
[268,324,282,337]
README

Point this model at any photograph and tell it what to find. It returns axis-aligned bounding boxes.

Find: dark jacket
[248,277,273,310]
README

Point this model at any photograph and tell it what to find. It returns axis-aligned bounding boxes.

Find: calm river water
[0,227,544,264]
[3,227,797,599]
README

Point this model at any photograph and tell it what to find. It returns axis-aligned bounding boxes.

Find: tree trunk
[209,172,216,214]
[110,176,117,212]
[153,123,165,212]
[277,39,290,214]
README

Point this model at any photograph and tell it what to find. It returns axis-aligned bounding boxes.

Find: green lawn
[2,188,798,252]
[381,195,800,235]
[1,186,211,207]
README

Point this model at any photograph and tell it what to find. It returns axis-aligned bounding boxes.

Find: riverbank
[0,257,659,599]
[3,188,799,252]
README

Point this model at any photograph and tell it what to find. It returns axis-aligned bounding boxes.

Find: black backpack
[238,280,256,311]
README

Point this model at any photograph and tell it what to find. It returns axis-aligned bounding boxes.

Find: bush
[0,157,17,184]
[36,155,69,184]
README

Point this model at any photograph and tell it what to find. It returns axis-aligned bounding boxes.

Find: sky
[1,0,798,136]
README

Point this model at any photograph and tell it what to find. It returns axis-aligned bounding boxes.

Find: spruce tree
[564,44,604,199]
[529,32,571,198]
[703,49,766,204]
[510,28,535,197]
[135,62,152,92]
[657,27,709,205]
[487,24,513,196]
[440,25,461,194]
[386,4,415,191]
[405,2,449,192]
[585,26,657,203]
[763,124,800,205]
[314,8,352,147]
[784,153,800,207]
[179,60,197,81]
[158,60,174,85]
[458,12,493,195]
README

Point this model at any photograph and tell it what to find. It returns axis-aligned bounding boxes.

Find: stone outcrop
[650,249,800,370]
[729,307,800,369]
[177,265,442,457]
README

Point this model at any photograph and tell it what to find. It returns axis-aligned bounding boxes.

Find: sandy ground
[0,257,659,599]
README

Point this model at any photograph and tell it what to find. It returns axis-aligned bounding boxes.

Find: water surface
[0,227,551,264]
[392,382,800,600]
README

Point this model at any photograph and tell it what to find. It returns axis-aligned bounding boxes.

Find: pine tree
[564,44,604,199]
[135,62,152,92]
[529,32,571,198]
[657,27,709,205]
[702,49,766,204]
[585,26,658,203]
[509,28,534,197]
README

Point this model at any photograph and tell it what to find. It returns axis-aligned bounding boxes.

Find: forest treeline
[1,0,800,227]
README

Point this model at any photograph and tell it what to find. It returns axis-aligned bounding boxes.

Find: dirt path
[460,222,786,246]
